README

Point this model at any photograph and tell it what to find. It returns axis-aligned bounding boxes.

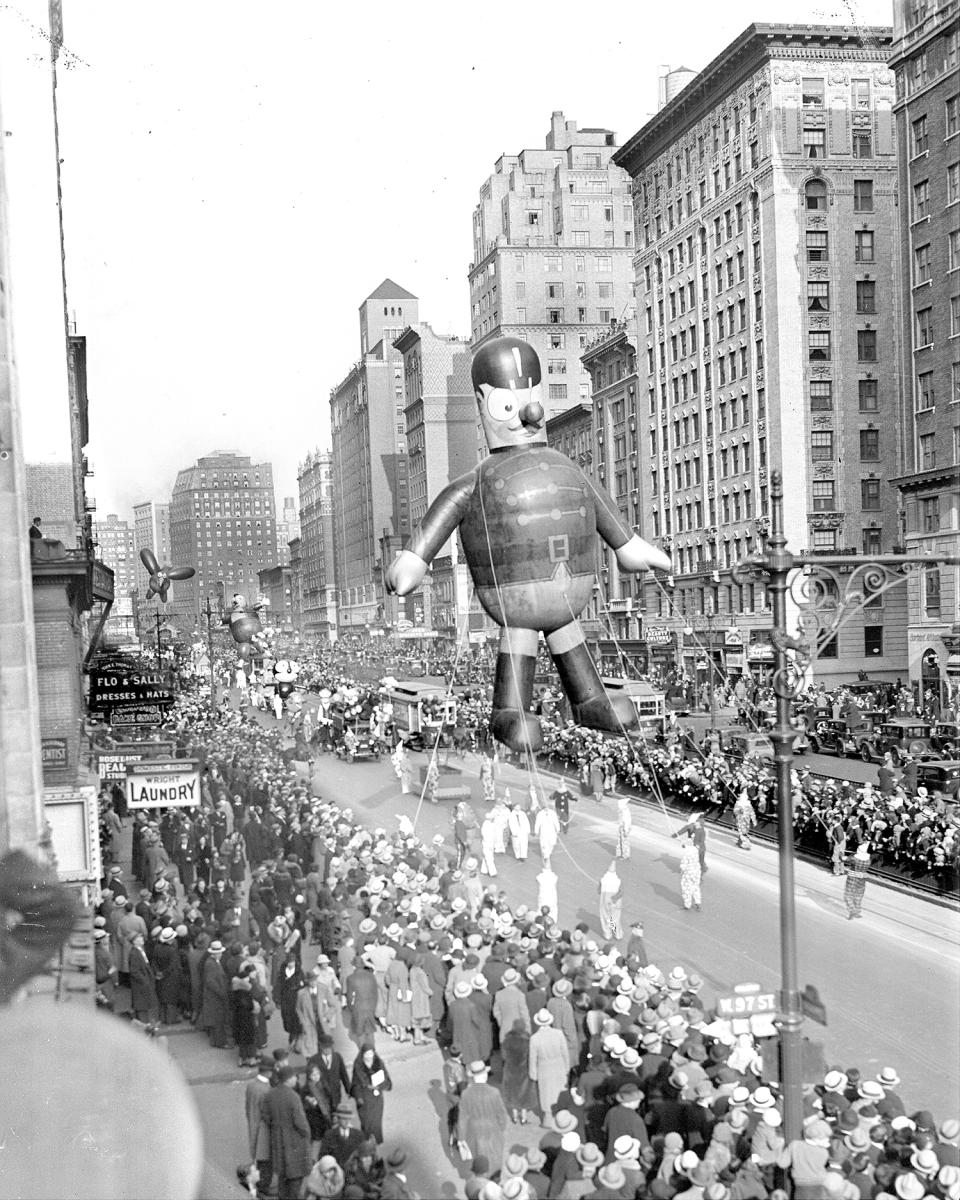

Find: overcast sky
[15,0,893,517]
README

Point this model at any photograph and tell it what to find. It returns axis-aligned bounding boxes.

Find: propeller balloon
[139,548,195,603]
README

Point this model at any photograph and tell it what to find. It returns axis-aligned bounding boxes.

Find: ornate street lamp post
[731,470,959,1142]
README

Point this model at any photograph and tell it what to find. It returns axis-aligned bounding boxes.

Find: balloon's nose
[520,399,544,428]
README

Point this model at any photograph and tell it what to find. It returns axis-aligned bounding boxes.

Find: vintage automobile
[914,759,960,797]
[741,710,811,756]
[931,722,960,757]
[859,719,937,765]
[334,728,382,763]
[718,727,776,762]
[806,718,865,758]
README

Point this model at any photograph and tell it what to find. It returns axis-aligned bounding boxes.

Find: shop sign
[89,667,173,711]
[747,643,774,661]
[644,625,673,645]
[724,628,744,647]
[126,759,201,809]
[725,653,744,669]
[41,737,69,768]
[97,750,147,782]
[44,785,100,883]
[110,704,168,727]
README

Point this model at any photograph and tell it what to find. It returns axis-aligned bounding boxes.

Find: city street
[145,712,958,1200]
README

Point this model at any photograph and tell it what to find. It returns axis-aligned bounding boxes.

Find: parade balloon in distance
[139,548,196,603]
[385,335,671,755]
[273,659,300,700]
[223,593,269,653]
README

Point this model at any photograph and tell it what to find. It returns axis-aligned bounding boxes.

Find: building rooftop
[366,278,417,301]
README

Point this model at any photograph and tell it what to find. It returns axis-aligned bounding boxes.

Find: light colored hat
[209,941,224,954]
[877,1066,901,1088]
[613,1134,641,1160]
[859,1080,885,1102]
[453,981,472,999]
[159,927,176,943]
[533,1009,554,1026]
[751,1086,776,1110]
[823,1070,848,1091]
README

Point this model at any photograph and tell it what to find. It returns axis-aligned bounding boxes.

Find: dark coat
[129,945,158,1016]
[346,966,379,1042]
[351,1053,392,1144]
[259,1082,311,1181]
[153,941,183,1005]
[316,1124,363,1168]
[231,978,258,1047]
[306,1051,351,1122]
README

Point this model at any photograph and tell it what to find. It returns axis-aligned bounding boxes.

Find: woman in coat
[408,959,433,1046]
[350,1043,392,1144]
[230,970,259,1066]
[384,952,412,1042]
[194,836,213,888]
[186,932,210,1024]
[298,1061,330,1152]
[500,1018,537,1124]
[528,1010,570,1120]
[274,953,305,1048]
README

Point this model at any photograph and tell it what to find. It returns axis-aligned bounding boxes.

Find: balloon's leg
[490,627,542,754]
[547,623,637,733]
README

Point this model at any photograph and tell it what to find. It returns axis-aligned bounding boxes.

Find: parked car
[915,759,960,798]
[718,727,775,761]
[859,719,937,765]
[931,722,960,757]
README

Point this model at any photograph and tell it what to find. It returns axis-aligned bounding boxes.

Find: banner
[126,760,201,809]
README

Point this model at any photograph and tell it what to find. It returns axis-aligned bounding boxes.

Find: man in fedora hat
[316,1103,363,1168]
[457,1061,510,1171]
[259,1065,311,1199]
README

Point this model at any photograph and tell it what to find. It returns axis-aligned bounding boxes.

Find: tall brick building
[889,0,960,703]
[613,23,907,686]
[297,450,337,640]
[330,281,416,633]
[168,452,277,628]
[132,500,171,596]
[469,112,635,420]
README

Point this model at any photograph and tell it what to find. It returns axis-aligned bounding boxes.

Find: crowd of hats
[134,669,958,1200]
[537,719,959,881]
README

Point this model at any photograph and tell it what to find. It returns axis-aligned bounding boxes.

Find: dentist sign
[126,759,201,810]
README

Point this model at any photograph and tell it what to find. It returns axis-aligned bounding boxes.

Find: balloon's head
[472,336,546,451]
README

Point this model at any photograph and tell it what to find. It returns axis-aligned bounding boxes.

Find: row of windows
[913,164,960,218]
[810,429,881,461]
[808,329,879,361]
[810,478,884,512]
[521,281,615,301]
[810,379,879,412]
[512,252,614,273]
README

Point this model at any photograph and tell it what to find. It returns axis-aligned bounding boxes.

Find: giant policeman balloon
[139,548,195,603]
[385,335,671,754]
[222,593,270,654]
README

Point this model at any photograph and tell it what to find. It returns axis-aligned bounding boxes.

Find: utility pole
[154,609,163,666]
[203,596,218,712]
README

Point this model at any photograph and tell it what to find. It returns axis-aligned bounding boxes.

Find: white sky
[7,0,893,518]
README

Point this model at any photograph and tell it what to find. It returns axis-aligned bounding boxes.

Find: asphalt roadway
[153,712,957,1199]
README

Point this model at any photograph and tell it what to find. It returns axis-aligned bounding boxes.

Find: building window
[813,529,837,550]
[853,131,872,158]
[549,332,566,349]
[856,280,876,313]
[921,496,940,531]
[548,383,568,400]
[810,380,833,410]
[949,163,960,205]
[915,243,932,283]
[912,114,929,155]
[851,78,870,109]
[947,95,960,139]
[857,330,878,361]
[924,566,941,617]
[917,371,935,411]
[805,179,827,210]
[919,432,936,469]
[806,231,828,261]
[809,331,831,360]
[855,231,875,262]
[859,429,880,460]
[952,294,960,337]
[860,527,881,555]
[864,626,883,657]
[803,128,826,158]
[596,256,612,272]
[916,307,934,346]
[811,431,834,461]
[851,180,873,214]
[913,179,930,220]
[802,77,824,107]
[546,282,563,299]
[548,309,563,323]
[861,479,881,510]
[807,281,830,311]
[812,479,836,511]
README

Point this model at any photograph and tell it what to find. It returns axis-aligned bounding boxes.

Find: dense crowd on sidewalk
[88,663,959,1200]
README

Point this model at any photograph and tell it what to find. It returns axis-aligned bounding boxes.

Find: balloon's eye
[486,390,516,421]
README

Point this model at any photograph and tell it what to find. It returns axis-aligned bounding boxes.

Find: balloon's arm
[406,469,477,564]
[584,474,672,573]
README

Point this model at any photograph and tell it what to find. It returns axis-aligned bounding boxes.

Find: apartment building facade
[468,112,636,420]
[297,449,337,641]
[614,22,907,685]
[889,0,960,703]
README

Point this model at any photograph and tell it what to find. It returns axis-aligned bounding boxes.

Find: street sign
[126,759,201,809]
[715,982,776,1018]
